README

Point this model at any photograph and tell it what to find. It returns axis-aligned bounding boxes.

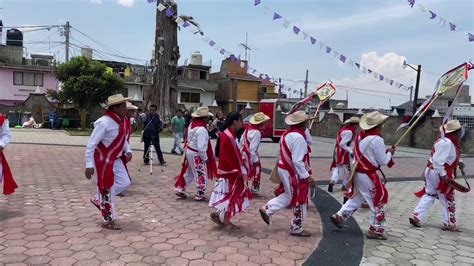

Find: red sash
[275,127,312,207]
[94,111,126,192]
[330,125,355,169]
[346,130,389,208]
[120,118,132,181]
[242,125,261,180]
[212,128,252,212]
[1,115,17,195]
[415,136,461,198]
[175,119,217,189]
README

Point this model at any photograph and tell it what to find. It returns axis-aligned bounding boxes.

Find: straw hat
[105,94,132,107]
[344,116,360,125]
[250,112,270,125]
[285,111,311,126]
[441,120,462,134]
[192,106,213,118]
[359,111,389,130]
[126,102,138,110]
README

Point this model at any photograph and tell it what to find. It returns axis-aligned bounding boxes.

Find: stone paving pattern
[324,181,474,266]
[1,144,321,265]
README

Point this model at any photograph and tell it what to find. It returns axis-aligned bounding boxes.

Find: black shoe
[171,150,177,154]
[328,183,334,193]
[144,161,150,165]
[160,161,167,166]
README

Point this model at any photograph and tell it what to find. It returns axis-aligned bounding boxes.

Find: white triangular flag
[439,17,446,27]
[419,4,427,12]
[175,17,184,25]
[302,32,309,40]
[318,42,325,49]
[283,20,290,29]
[263,5,272,14]
[157,3,166,12]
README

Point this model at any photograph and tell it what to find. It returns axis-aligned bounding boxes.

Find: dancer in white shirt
[259,111,315,237]
[328,117,359,192]
[241,112,270,193]
[410,120,464,231]
[85,94,132,230]
[175,107,217,201]
[0,114,17,195]
[330,111,395,240]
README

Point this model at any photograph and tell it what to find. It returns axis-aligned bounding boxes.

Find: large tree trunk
[148,0,179,122]
[79,110,88,130]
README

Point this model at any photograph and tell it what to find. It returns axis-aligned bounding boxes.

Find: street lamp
[403,60,422,147]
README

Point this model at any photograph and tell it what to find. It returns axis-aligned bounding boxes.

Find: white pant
[94,159,131,222]
[177,150,208,195]
[337,173,386,233]
[330,164,350,186]
[413,168,456,226]
[263,168,307,234]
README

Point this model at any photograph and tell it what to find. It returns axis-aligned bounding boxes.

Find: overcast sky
[2,0,473,108]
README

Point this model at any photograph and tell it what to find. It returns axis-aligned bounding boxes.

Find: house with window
[176,54,218,110]
[211,57,277,114]
[0,44,59,105]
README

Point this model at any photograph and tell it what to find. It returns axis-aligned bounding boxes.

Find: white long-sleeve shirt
[429,138,457,177]
[0,119,11,148]
[85,116,131,168]
[339,130,354,154]
[187,126,209,161]
[241,129,262,163]
[358,135,392,168]
[280,132,310,179]
[304,128,313,146]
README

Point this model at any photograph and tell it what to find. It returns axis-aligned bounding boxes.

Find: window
[181,92,200,103]
[199,71,207,80]
[12,71,44,86]
[13,72,23,85]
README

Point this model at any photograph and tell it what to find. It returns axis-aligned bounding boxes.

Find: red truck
[255,98,299,143]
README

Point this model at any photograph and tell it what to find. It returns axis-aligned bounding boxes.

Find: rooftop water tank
[191,51,202,65]
[6,29,23,47]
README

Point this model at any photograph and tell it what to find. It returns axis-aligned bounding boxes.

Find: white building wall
[177,89,215,110]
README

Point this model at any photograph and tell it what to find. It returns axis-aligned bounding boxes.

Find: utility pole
[240,32,251,63]
[149,0,179,121]
[409,64,422,147]
[304,69,309,97]
[278,78,282,98]
[64,21,70,62]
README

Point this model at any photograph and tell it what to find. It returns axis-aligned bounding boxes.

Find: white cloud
[90,0,102,4]
[118,0,135,8]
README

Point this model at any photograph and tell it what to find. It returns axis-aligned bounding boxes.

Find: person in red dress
[209,112,252,229]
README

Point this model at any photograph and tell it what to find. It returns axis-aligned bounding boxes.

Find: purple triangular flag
[326,46,332,53]
[398,83,403,88]
[469,33,474,42]
[220,48,225,55]
[147,0,156,3]
[273,12,282,20]
[209,40,216,47]
[252,69,257,74]
[339,55,347,63]
[429,11,437,19]
[368,69,373,73]
[408,0,415,8]
[182,21,190,28]
[449,23,456,31]
[293,26,301,35]
[390,80,394,85]
[354,63,360,69]
[165,8,174,17]
[379,75,384,81]
[254,0,261,6]
[310,36,316,44]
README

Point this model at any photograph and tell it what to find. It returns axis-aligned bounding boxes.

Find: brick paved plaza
[1,129,473,265]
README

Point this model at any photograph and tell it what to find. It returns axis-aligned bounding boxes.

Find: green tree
[48,56,124,129]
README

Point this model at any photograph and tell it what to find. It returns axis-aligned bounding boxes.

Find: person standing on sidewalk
[170,110,185,155]
[328,117,359,192]
[330,111,395,240]
[241,112,270,194]
[0,113,17,196]
[410,120,464,231]
[85,94,132,230]
[175,107,217,201]
[259,111,315,237]
[142,104,166,166]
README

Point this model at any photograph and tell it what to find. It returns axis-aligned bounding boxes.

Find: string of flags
[406,0,473,43]
[148,0,279,87]
[253,0,414,91]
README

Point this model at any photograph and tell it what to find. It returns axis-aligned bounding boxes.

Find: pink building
[0,65,59,105]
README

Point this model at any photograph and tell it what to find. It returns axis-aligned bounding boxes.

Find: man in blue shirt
[49,110,58,130]
[143,104,166,166]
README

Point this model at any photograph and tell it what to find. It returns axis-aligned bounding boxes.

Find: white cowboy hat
[126,102,138,110]
[359,111,389,130]
[192,106,213,118]
[344,116,360,125]
[441,120,462,134]
[285,111,311,126]
[250,112,270,125]
[105,94,132,107]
